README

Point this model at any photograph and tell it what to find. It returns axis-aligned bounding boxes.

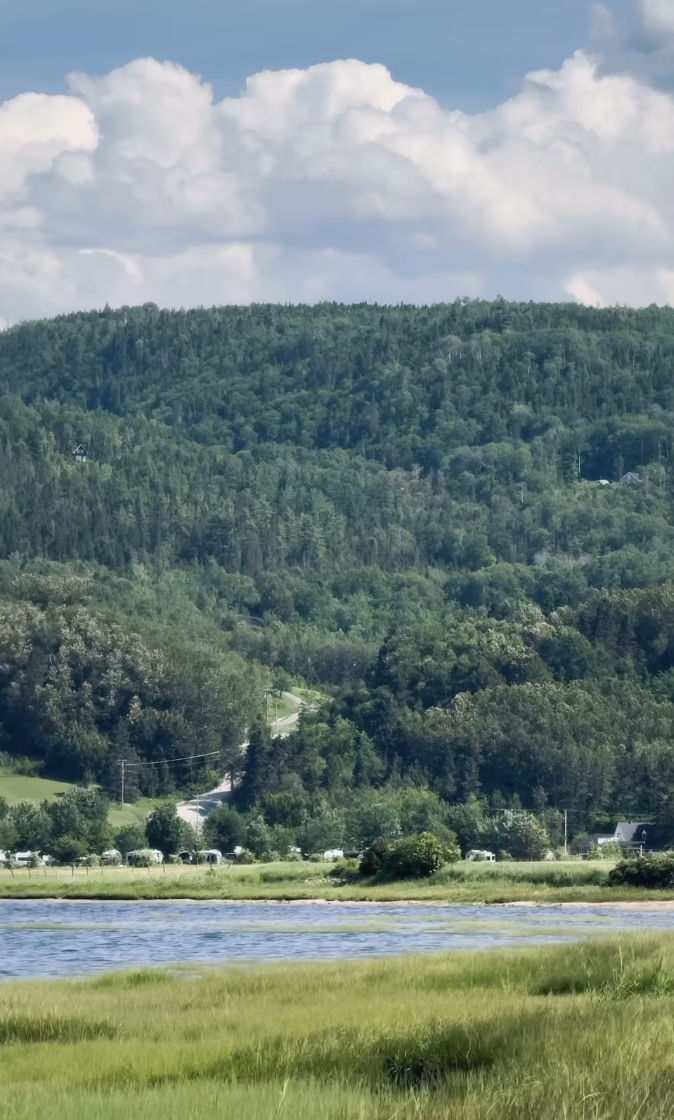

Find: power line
[122,750,223,771]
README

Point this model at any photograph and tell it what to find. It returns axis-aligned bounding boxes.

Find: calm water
[1,900,672,981]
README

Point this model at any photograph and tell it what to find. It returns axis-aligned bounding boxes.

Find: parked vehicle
[125,849,164,867]
[323,849,345,862]
[465,850,496,862]
[101,849,122,865]
[13,851,43,867]
[203,849,223,865]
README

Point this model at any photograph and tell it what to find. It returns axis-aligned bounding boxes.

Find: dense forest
[3,299,674,850]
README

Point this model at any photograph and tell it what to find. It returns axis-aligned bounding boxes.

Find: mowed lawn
[0,769,72,806]
[4,937,674,1119]
[107,798,157,830]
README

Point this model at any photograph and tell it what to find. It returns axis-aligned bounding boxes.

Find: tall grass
[0,859,647,903]
[4,938,674,1117]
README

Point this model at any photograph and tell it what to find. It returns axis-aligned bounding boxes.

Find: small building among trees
[73,445,88,463]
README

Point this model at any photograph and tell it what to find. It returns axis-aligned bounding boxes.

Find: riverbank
[4,936,674,1119]
[2,860,674,904]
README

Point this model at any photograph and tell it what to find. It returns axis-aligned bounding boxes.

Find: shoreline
[3,894,674,909]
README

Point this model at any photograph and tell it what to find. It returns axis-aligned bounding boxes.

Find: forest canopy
[2,299,674,838]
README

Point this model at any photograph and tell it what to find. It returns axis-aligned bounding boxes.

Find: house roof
[614,822,653,844]
[620,472,642,484]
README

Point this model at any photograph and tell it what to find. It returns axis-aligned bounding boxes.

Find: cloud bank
[4,32,674,317]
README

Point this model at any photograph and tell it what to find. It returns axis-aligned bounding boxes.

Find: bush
[233,848,256,865]
[608,853,674,888]
[126,850,156,868]
[586,841,623,861]
[359,836,391,877]
[382,832,461,879]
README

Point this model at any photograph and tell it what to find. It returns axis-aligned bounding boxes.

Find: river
[2,900,673,980]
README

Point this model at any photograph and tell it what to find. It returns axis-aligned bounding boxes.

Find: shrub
[608,853,674,888]
[382,832,461,879]
[126,850,156,868]
[586,841,623,861]
[359,836,391,877]
[233,848,256,865]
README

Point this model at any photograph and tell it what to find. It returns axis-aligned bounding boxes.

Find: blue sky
[0,0,673,318]
[0,0,635,110]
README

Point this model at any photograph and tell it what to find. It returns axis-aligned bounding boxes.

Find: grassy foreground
[4,937,674,1118]
[2,858,674,902]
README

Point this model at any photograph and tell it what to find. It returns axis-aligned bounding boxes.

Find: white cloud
[640,0,674,36]
[3,46,674,316]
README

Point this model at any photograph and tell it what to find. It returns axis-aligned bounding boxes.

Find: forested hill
[3,300,674,836]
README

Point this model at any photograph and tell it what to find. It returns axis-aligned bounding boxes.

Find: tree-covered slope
[3,300,674,835]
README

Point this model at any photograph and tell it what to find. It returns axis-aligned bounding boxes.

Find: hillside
[2,300,674,849]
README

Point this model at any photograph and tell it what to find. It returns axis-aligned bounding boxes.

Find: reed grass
[4,938,674,1117]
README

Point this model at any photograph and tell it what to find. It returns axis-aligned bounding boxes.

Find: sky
[1,0,674,319]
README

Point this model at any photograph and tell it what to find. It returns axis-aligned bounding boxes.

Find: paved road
[176,692,303,832]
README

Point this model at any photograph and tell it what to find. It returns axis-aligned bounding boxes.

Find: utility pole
[120,760,126,811]
[564,809,568,858]
[195,791,200,844]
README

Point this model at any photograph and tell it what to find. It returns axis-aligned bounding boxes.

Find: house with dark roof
[577,822,669,856]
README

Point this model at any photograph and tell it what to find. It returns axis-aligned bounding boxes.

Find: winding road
[176,692,303,832]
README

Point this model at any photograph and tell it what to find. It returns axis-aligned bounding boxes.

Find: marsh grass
[0,859,656,904]
[5,939,674,1116]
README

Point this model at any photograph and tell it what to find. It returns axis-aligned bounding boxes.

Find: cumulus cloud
[4,40,674,316]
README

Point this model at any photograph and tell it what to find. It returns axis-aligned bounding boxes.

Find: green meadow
[4,937,674,1119]
[3,858,674,902]
[0,769,73,807]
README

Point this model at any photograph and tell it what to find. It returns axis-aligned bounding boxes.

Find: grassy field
[0,768,72,805]
[2,857,672,902]
[268,694,298,723]
[107,798,157,830]
[4,936,674,1118]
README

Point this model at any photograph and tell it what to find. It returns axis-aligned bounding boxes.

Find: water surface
[1,900,672,981]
